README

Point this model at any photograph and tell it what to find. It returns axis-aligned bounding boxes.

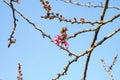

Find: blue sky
[0,0,120,80]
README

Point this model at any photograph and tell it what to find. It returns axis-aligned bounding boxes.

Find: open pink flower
[54,35,69,49]
[54,35,61,46]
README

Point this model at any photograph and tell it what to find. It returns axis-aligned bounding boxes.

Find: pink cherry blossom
[54,35,69,49]
[54,35,61,46]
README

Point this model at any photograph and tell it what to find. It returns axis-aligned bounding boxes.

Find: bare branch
[82,0,109,80]
[104,14,120,24]
[61,0,120,10]
[67,28,96,40]
[95,28,120,47]
[8,0,18,48]
[52,56,79,80]
[100,54,118,80]
[52,44,95,80]
[100,59,114,80]
[100,0,109,21]
[108,54,118,72]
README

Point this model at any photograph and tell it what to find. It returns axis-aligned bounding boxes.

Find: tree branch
[95,28,120,47]
[52,43,95,80]
[8,0,17,48]
[103,14,120,24]
[101,54,118,80]
[52,56,79,80]
[82,0,109,80]
[60,0,120,10]
[67,28,96,40]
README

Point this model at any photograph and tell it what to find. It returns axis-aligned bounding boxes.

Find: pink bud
[80,18,84,21]
[63,41,69,49]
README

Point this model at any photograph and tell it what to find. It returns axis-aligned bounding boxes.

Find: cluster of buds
[40,1,95,26]
[41,12,86,24]
[40,0,51,11]
[54,27,69,49]
[40,1,91,25]
[17,63,23,80]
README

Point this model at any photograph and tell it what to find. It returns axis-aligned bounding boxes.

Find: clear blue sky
[0,0,120,80]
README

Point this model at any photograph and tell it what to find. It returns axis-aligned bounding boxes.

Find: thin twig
[95,28,120,47]
[103,14,120,23]
[100,54,118,80]
[67,28,96,40]
[101,59,114,80]
[52,56,79,80]
[108,54,118,72]
[8,0,17,48]
[61,0,120,10]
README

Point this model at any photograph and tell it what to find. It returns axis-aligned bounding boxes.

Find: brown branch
[61,0,120,10]
[52,56,79,80]
[52,44,95,80]
[8,0,17,48]
[81,24,102,80]
[67,28,96,40]
[40,1,101,25]
[41,12,100,25]
[82,0,109,80]
[95,27,120,47]
[100,0,109,21]
[103,14,120,24]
